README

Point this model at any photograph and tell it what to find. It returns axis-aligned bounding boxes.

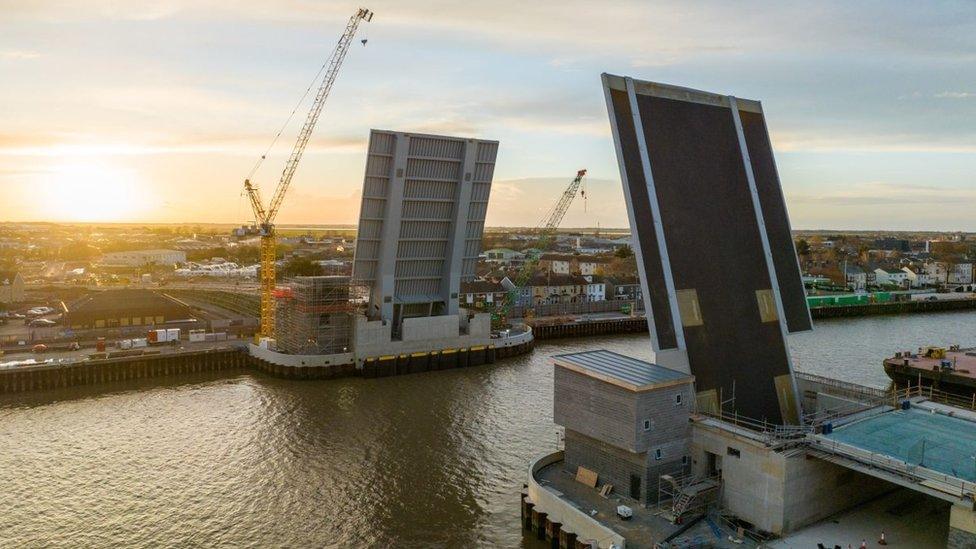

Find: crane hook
[361,39,368,46]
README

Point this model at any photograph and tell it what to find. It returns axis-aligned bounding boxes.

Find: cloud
[935,91,976,99]
[0,131,365,157]
[0,50,42,59]
[788,181,976,207]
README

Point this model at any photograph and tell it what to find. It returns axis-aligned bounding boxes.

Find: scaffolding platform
[274,276,362,355]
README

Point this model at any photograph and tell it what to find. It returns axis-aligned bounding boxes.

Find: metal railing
[810,435,976,502]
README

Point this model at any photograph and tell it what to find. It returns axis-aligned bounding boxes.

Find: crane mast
[494,169,587,326]
[245,7,373,340]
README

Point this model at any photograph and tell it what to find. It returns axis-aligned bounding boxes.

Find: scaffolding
[274,276,363,355]
[657,471,721,524]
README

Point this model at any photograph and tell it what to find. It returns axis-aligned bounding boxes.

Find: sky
[1,1,974,230]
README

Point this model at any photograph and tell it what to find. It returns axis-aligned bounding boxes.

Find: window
[654,448,663,460]
[643,419,651,431]
[681,455,689,465]
[727,447,741,458]
[675,393,683,406]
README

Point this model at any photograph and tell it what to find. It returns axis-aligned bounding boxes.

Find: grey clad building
[352,130,498,334]
[554,350,694,505]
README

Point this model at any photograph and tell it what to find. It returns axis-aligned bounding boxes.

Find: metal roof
[552,349,692,391]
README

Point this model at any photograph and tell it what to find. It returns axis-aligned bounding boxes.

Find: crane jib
[242,7,372,339]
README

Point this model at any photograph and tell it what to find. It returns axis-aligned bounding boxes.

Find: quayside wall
[530,297,976,340]
[0,347,248,394]
[810,298,976,318]
[0,332,536,393]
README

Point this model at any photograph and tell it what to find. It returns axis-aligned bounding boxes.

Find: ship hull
[884,358,976,397]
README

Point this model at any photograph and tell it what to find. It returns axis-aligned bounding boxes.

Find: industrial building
[273,276,355,355]
[100,249,187,267]
[352,129,498,334]
[64,289,196,330]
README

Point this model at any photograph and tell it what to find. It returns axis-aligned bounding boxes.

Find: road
[0,339,246,369]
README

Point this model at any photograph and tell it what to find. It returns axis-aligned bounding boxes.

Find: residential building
[873,268,909,288]
[0,271,25,304]
[901,265,932,288]
[606,276,642,302]
[844,265,868,291]
[501,274,589,306]
[538,254,572,275]
[459,280,507,308]
[578,256,612,276]
[582,275,606,302]
[483,248,525,265]
[948,263,974,287]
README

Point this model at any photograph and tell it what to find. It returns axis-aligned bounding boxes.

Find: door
[629,474,641,500]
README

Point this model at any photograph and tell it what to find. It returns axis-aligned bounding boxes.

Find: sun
[39,161,151,222]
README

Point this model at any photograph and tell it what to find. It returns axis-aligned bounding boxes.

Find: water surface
[2,310,973,547]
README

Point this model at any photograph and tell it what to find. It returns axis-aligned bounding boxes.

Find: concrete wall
[352,312,491,360]
[248,343,354,367]
[691,420,890,535]
[949,504,976,549]
[781,453,891,533]
[528,451,626,549]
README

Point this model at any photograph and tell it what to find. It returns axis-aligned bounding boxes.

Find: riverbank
[524,297,976,340]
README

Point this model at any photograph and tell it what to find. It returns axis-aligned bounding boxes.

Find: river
[1,310,974,548]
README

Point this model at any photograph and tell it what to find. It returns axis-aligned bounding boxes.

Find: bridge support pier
[949,505,976,549]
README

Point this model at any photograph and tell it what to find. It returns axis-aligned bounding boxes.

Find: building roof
[66,289,193,318]
[525,274,589,287]
[539,253,576,262]
[552,349,693,391]
[460,280,505,294]
[102,249,183,256]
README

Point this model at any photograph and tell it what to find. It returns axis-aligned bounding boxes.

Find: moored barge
[883,345,976,396]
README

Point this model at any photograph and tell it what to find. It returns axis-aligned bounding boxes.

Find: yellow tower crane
[244,7,373,340]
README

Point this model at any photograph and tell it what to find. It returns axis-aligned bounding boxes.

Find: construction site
[272,276,359,356]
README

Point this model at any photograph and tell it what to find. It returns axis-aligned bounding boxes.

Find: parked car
[28,318,57,328]
[31,344,48,353]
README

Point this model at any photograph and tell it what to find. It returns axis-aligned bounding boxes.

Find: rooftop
[552,349,693,391]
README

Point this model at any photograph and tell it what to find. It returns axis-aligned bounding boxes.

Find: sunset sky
[1,1,974,229]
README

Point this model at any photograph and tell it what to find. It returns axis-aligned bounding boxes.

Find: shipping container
[166,328,181,342]
[188,329,206,343]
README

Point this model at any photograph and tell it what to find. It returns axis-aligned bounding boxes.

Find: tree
[279,257,322,279]
[795,239,810,257]
[614,244,634,259]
